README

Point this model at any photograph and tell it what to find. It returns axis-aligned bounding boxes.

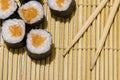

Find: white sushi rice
[27,29,52,54]
[48,0,72,11]
[2,19,25,44]
[0,0,17,19]
[18,1,44,24]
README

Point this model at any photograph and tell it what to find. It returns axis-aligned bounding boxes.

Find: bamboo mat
[0,0,120,80]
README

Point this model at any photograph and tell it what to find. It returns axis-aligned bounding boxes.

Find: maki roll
[2,19,26,48]
[27,29,52,60]
[48,0,75,18]
[18,1,44,24]
[0,0,17,19]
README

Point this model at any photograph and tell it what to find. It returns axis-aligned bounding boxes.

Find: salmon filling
[0,0,10,11]
[20,7,38,23]
[31,34,46,48]
[9,25,22,37]
[56,0,64,7]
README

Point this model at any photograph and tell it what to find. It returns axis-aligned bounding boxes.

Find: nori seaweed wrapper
[27,47,51,60]
[5,37,26,49]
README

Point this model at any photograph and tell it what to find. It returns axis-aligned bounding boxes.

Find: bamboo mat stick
[109,0,114,79]
[64,19,69,80]
[0,40,4,80]
[109,21,113,80]
[8,49,13,80]
[45,60,49,80]
[86,0,91,79]
[73,15,78,80]
[68,14,74,80]
[22,49,27,80]
[49,12,55,80]
[44,3,50,80]
[104,2,109,80]
[90,0,120,70]
[54,18,60,80]
[97,14,104,80]
[77,0,83,79]
[113,11,118,80]
[12,50,18,80]
[42,3,48,80]
[59,19,64,80]
[118,5,120,80]
[36,61,40,80]
[0,20,3,80]
[44,29,50,77]
[82,0,87,79]
[46,1,55,80]
[105,49,109,80]
[26,55,32,80]
[93,0,100,79]
[91,0,96,79]
[90,0,96,80]
[83,43,87,78]
[73,0,79,79]
[118,51,120,80]
[0,46,3,80]
[118,3,120,51]
[96,0,100,80]
[99,3,105,79]
[46,3,52,80]
[40,60,45,80]
[49,2,55,78]
[17,49,23,80]
[31,60,36,80]
[35,61,40,80]
[63,0,108,56]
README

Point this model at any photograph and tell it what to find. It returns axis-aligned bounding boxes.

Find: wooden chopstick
[63,0,108,57]
[90,0,120,70]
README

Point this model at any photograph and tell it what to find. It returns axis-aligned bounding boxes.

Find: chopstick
[63,0,108,57]
[90,0,120,70]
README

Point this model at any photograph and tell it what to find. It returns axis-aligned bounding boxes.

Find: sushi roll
[2,19,26,48]
[27,29,52,60]
[48,0,75,18]
[0,0,17,19]
[18,1,44,24]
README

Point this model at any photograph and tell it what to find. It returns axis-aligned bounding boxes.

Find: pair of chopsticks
[63,0,108,57]
[63,0,120,70]
[91,0,120,70]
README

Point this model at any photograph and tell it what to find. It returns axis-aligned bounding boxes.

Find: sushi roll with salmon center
[0,0,17,19]
[48,0,75,18]
[2,19,26,48]
[27,29,52,60]
[18,1,44,24]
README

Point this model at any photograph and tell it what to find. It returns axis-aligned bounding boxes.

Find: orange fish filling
[31,34,46,48]
[20,7,38,23]
[56,0,64,7]
[0,0,10,11]
[9,25,22,37]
